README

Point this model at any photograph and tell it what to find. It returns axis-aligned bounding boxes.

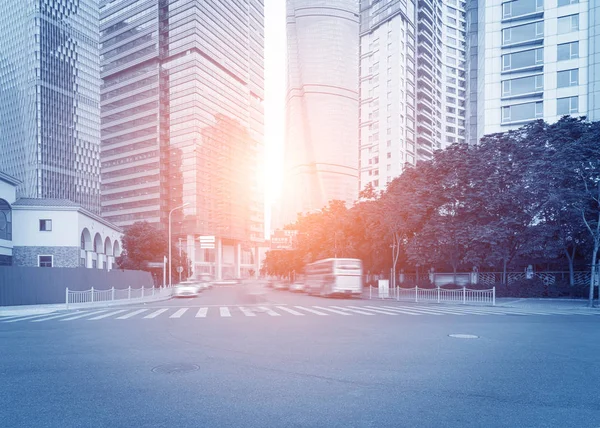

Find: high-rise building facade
[281,0,360,224]
[100,0,265,279]
[359,0,417,191]
[0,0,102,213]
[358,0,467,193]
[467,0,599,143]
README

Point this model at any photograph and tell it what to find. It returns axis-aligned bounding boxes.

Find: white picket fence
[66,286,172,309]
[368,285,495,306]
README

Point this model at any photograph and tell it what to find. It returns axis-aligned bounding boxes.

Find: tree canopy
[263,117,600,305]
[116,221,190,284]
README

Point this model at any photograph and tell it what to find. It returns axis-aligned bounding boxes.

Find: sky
[264,0,286,214]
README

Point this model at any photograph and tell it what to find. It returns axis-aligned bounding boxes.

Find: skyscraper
[467,0,600,143]
[0,0,102,213]
[100,0,265,279]
[281,0,360,225]
[358,0,467,192]
[359,0,417,191]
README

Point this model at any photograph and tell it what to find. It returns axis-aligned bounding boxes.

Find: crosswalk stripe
[196,308,208,318]
[275,306,305,316]
[330,306,376,315]
[239,307,257,317]
[293,306,328,316]
[376,305,445,316]
[31,311,96,322]
[350,306,402,315]
[0,315,29,321]
[220,307,231,317]
[313,306,352,316]
[143,308,169,319]
[88,310,127,320]
[258,306,281,316]
[60,310,109,321]
[169,308,188,319]
[117,309,149,319]
[384,305,462,315]
[3,313,66,323]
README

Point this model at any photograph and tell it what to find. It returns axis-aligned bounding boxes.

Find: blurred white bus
[304,258,363,297]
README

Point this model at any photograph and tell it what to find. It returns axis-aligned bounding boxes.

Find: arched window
[0,199,12,241]
[81,233,86,250]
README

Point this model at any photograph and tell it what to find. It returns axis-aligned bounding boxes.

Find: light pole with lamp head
[169,202,190,288]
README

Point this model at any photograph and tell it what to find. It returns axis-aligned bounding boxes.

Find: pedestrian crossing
[1,304,599,323]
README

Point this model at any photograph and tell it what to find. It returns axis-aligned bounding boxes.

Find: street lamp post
[169,202,190,288]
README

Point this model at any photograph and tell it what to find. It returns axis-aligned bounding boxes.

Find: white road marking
[350,306,403,315]
[330,306,375,316]
[275,306,305,316]
[239,307,257,317]
[88,310,127,320]
[293,306,328,316]
[169,308,188,319]
[116,309,149,319]
[370,305,444,316]
[143,308,169,319]
[3,313,66,323]
[258,306,281,316]
[220,307,231,317]
[31,311,96,322]
[61,310,110,321]
[195,308,208,318]
[313,306,352,316]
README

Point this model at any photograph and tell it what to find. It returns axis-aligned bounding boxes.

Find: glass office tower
[100,0,265,279]
[281,0,360,225]
[0,0,102,213]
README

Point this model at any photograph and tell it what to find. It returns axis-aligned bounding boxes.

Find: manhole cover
[152,364,199,374]
[448,334,479,339]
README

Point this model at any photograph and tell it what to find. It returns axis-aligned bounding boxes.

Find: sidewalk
[0,288,173,317]
[495,297,598,310]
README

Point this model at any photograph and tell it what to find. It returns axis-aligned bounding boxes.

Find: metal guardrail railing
[368,285,496,306]
[65,286,172,309]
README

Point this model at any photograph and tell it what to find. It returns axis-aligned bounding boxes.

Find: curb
[0,293,173,317]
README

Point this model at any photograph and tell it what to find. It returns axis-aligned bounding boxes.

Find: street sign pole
[163,257,166,288]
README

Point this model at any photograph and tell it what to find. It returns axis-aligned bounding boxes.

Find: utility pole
[178,237,182,283]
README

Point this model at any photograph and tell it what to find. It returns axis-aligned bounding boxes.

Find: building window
[39,255,53,268]
[557,96,578,115]
[0,199,11,241]
[558,0,578,6]
[39,219,52,231]
[387,152,392,159]
[502,101,543,123]
[80,258,86,267]
[557,69,578,87]
[502,48,543,71]
[373,180,379,187]
[557,15,579,34]
[557,41,579,60]
[502,0,544,19]
[502,74,544,96]
[92,260,97,269]
[502,21,544,45]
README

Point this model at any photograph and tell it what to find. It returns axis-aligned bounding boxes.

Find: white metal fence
[368,285,495,306]
[66,286,172,309]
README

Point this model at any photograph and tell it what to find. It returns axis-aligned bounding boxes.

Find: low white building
[0,172,122,269]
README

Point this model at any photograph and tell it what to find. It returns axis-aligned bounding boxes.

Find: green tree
[116,221,189,284]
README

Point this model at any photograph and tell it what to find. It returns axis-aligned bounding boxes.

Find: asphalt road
[1,284,599,428]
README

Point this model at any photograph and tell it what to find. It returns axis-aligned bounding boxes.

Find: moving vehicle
[304,258,363,297]
[173,281,202,298]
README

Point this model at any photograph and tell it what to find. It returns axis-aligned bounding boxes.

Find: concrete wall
[13,246,79,268]
[12,209,78,247]
[0,267,154,306]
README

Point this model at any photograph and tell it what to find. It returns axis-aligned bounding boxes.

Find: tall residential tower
[0,0,102,213]
[100,0,265,279]
[467,0,600,142]
[281,0,360,225]
[358,0,467,193]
